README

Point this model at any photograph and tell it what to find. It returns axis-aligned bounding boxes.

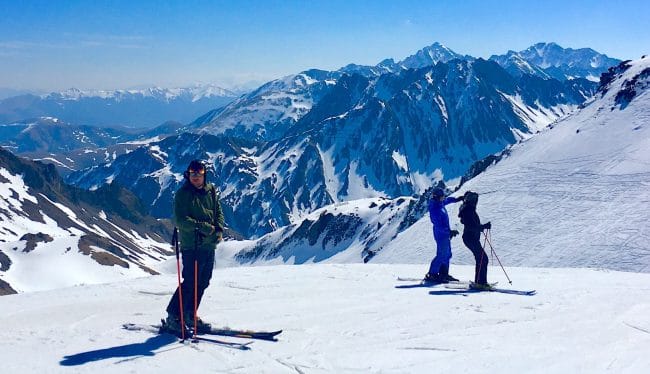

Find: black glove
[482,222,492,230]
[450,230,459,238]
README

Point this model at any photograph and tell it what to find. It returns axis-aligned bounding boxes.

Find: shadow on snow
[60,334,178,366]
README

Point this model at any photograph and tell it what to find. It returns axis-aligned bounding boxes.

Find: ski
[204,327,282,341]
[396,277,427,282]
[122,323,253,350]
[157,318,281,341]
[443,281,498,290]
[395,277,475,289]
[440,283,535,296]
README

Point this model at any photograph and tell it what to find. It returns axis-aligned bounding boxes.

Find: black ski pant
[166,249,215,319]
[462,232,489,284]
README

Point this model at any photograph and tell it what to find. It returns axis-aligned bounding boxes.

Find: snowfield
[0,263,649,373]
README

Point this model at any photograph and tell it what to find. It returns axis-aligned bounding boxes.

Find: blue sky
[1,0,648,92]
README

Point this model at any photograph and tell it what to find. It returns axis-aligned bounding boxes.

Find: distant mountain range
[489,42,621,81]
[195,42,613,141]
[0,42,639,293]
[65,42,612,239]
[226,56,650,266]
[0,84,239,128]
[0,117,191,174]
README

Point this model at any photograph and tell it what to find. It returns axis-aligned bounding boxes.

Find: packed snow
[0,264,649,373]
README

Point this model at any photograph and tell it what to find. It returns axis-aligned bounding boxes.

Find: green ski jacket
[174,181,224,251]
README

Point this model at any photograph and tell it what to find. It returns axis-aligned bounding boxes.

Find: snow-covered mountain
[0,117,134,153]
[232,197,419,265]
[0,118,190,175]
[400,42,468,69]
[193,70,342,140]
[0,147,172,294]
[489,50,553,79]
[195,42,602,142]
[211,56,650,270]
[490,42,621,81]
[47,85,236,102]
[1,264,649,372]
[68,56,596,238]
[340,42,469,77]
[374,56,650,272]
[0,84,239,128]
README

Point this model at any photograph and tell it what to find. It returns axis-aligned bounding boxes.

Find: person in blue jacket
[425,187,464,283]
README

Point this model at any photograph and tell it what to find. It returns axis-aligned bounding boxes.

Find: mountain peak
[399,42,465,69]
[487,42,623,81]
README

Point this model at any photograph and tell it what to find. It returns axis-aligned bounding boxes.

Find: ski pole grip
[172,227,179,259]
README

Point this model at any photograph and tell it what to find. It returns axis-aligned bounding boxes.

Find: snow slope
[0,264,648,373]
[376,57,650,273]
[0,149,171,294]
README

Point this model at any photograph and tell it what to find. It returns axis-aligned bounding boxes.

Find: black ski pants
[166,249,215,319]
[462,232,489,284]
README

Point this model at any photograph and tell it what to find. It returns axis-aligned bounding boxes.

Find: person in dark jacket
[424,187,464,283]
[165,160,225,333]
[458,191,492,289]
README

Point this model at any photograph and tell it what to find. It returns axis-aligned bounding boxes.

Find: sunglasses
[188,168,205,177]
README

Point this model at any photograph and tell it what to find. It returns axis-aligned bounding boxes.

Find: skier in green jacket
[165,160,224,333]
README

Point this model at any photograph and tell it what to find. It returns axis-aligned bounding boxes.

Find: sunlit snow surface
[0,264,648,373]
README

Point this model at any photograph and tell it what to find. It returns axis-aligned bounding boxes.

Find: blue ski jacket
[428,196,462,240]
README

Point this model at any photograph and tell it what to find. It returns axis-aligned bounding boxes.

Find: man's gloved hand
[215,228,223,242]
[482,222,492,230]
[450,230,459,238]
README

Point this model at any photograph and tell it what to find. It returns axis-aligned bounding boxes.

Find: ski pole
[487,229,495,263]
[193,259,198,341]
[482,229,512,284]
[192,227,199,342]
[477,190,499,195]
[172,228,186,341]
[484,229,510,283]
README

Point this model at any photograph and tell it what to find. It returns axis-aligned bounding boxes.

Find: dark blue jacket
[428,197,461,240]
[459,201,486,236]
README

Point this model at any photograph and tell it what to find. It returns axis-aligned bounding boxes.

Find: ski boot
[469,282,494,291]
[185,315,212,334]
[422,273,443,284]
[161,313,190,338]
[438,265,457,283]
[444,274,459,282]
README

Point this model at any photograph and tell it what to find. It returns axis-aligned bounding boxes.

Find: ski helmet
[464,191,479,205]
[432,187,445,198]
